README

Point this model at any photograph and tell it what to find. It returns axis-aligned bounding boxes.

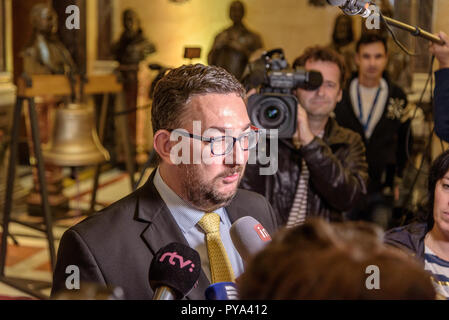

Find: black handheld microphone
[149,242,201,300]
[230,216,272,263]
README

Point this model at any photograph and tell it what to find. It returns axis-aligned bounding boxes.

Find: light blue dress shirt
[153,167,244,282]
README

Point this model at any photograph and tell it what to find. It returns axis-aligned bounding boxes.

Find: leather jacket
[240,117,368,225]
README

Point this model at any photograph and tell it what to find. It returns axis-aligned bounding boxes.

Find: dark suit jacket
[335,74,410,193]
[434,68,449,143]
[51,172,279,300]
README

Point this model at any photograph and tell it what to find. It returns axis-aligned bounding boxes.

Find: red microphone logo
[254,224,271,242]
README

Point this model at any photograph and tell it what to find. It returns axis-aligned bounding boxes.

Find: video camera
[246,48,323,138]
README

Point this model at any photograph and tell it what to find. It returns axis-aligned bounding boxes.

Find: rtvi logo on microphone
[159,251,196,272]
[254,224,271,242]
[365,4,381,30]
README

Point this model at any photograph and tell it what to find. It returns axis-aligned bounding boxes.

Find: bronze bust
[21,3,76,75]
[208,1,263,80]
[112,9,156,65]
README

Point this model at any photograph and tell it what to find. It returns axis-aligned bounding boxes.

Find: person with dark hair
[241,46,368,226]
[335,33,411,229]
[51,64,279,299]
[238,218,436,300]
[385,149,449,299]
[429,31,449,143]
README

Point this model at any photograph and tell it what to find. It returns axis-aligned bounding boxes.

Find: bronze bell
[43,103,110,166]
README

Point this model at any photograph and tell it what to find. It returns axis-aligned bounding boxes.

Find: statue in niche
[112,9,156,65]
[21,3,77,75]
[328,14,357,78]
[208,0,263,80]
[111,9,156,164]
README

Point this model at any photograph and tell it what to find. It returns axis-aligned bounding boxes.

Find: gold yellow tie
[197,212,235,283]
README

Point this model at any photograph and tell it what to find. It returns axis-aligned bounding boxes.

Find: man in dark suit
[51,64,279,299]
[334,34,410,229]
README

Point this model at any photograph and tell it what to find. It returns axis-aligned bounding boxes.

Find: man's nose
[224,140,246,165]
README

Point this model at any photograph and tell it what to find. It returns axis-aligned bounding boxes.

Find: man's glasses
[168,126,260,156]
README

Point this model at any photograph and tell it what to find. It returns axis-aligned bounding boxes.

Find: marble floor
[0,165,152,299]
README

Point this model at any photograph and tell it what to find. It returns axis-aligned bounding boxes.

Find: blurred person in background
[239,218,436,300]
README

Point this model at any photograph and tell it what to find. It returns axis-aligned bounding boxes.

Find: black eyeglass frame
[167,125,260,156]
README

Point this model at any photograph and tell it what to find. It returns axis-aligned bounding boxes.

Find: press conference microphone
[149,242,201,300]
[205,282,239,300]
[327,0,445,45]
[327,0,372,18]
[230,216,272,263]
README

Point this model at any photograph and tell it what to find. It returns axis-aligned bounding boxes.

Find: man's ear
[153,130,174,165]
[337,88,343,103]
[355,53,360,67]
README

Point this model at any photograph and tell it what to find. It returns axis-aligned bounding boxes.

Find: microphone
[327,0,445,45]
[149,242,201,300]
[230,216,272,263]
[205,282,239,300]
[327,0,372,18]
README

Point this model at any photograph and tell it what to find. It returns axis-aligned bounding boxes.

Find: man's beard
[181,165,244,212]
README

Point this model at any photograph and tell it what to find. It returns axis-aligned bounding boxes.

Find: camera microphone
[149,242,201,300]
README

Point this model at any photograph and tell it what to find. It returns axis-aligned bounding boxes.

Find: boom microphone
[230,216,272,263]
[149,242,201,300]
[327,0,372,18]
[327,0,445,45]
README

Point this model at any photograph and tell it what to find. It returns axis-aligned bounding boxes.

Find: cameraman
[241,46,368,226]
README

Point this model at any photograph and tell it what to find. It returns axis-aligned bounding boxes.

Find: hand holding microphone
[429,32,449,70]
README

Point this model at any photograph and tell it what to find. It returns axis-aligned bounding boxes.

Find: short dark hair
[356,33,388,53]
[424,149,449,229]
[151,64,245,134]
[292,46,346,88]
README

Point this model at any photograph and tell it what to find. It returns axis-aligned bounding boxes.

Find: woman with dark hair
[385,149,449,299]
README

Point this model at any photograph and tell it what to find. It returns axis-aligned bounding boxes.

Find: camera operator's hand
[293,103,315,148]
[429,31,449,69]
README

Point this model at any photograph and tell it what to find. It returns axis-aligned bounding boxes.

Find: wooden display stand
[0,73,135,299]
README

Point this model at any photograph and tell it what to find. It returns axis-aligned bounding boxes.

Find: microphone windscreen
[327,0,347,6]
[230,216,272,262]
[205,282,239,300]
[149,242,201,299]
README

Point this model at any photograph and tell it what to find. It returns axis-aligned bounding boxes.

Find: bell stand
[0,73,135,299]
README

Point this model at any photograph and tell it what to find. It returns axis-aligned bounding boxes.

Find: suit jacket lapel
[136,171,210,300]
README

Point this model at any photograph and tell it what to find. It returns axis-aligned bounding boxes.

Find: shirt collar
[153,167,226,234]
